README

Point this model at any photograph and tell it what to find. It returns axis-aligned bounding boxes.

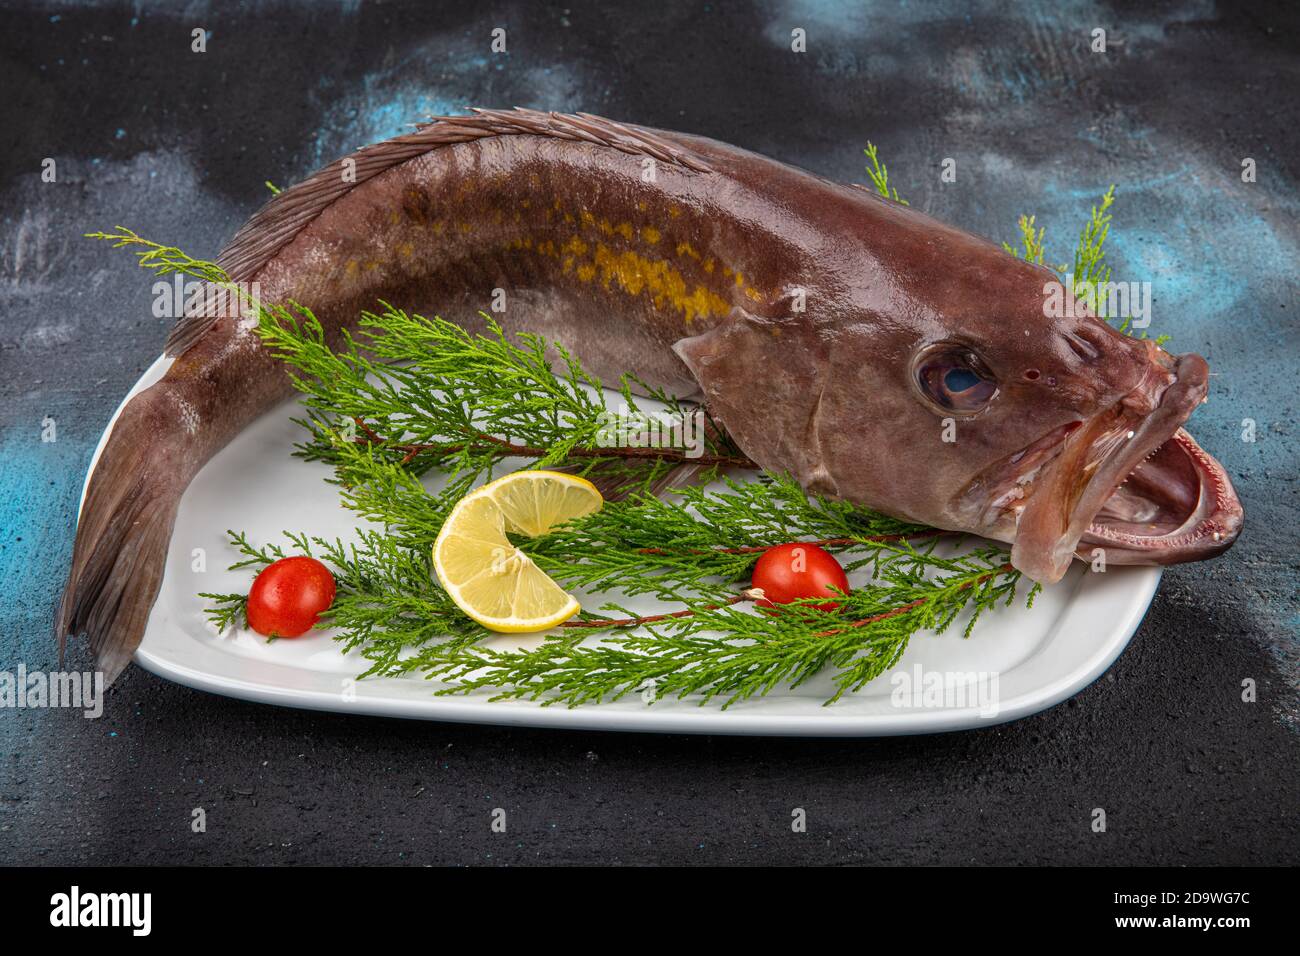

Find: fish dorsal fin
[165,109,711,357]
[216,108,710,283]
[417,108,713,172]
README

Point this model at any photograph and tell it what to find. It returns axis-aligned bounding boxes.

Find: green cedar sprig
[255,302,749,511]
[392,544,1026,708]
[85,227,230,286]
[863,142,909,204]
[526,474,940,604]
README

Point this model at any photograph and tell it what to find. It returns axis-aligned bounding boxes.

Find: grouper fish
[59,108,1243,684]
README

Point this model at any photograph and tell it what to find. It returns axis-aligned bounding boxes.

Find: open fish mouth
[1077,425,1240,561]
[967,351,1243,583]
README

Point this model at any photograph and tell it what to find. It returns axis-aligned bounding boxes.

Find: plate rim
[83,355,1160,737]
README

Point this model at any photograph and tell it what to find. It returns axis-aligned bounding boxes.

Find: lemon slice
[432,470,603,632]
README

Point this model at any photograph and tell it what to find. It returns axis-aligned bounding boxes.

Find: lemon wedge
[432,470,603,632]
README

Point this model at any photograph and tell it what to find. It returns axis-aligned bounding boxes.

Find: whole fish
[59,108,1243,684]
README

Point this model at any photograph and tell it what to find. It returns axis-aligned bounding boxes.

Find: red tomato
[751,542,849,612]
[246,556,337,638]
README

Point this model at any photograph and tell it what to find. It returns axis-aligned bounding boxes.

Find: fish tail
[56,379,198,684]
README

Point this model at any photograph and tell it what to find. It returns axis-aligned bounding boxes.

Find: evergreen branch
[199,592,247,631]
[864,142,909,204]
[405,546,1026,708]
[349,416,758,469]
[86,227,230,285]
[856,157,1153,343]
[1001,213,1057,268]
[204,527,488,676]
[522,475,945,603]
[252,302,741,514]
[560,590,760,629]
[1072,184,1115,301]
[996,186,1164,341]
[635,527,951,556]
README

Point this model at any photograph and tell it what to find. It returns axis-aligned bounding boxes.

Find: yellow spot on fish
[490,210,734,326]
[459,222,472,234]
[668,205,681,218]
[563,235,589,257]
[521,199,531,209]
[589,243,729,324]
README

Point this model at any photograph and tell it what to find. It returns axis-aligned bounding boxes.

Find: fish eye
[913,343,999,415]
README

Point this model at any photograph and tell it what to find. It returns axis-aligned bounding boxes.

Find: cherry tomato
[246,556,336,638]
[751,542,849,612]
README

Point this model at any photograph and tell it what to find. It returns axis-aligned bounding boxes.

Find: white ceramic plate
[82,356,1160,736]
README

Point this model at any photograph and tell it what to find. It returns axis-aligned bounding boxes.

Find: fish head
[676,211,1242,584]
[826,227,1243,583]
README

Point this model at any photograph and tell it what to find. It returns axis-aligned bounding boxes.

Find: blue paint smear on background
[0,428,88,670]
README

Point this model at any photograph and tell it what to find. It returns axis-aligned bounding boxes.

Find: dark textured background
[1,1,1296,865]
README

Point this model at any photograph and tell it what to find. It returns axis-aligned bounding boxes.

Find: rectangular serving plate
[85,356,1159,736]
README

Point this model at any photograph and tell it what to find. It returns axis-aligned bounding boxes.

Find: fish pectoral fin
[673,306,829,481]
[672,307,771,385]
